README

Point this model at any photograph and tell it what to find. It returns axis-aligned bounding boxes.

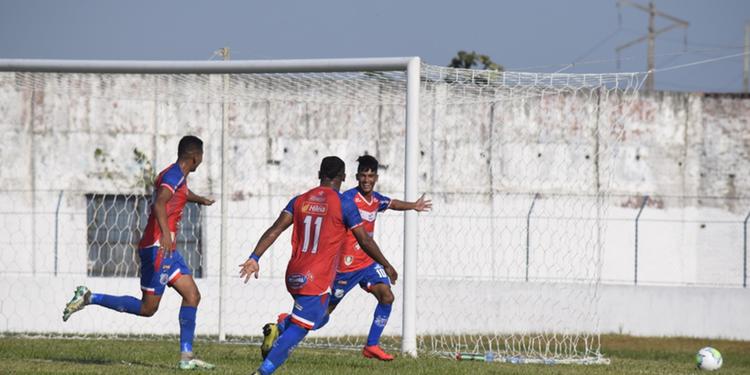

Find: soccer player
[239,156,398,375]
[62,135,216,370]
[331,154,431,360]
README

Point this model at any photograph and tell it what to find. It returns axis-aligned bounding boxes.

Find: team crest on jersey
[301,202,328,215]
[334,289,345,298]
[344,256,354,266]
[358,209,377,222]
[287,273,308,289]
[159,273,169,285]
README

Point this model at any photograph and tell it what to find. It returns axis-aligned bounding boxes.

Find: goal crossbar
[0,57,421,357]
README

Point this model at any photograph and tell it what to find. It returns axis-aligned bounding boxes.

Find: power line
[651,51,750,74]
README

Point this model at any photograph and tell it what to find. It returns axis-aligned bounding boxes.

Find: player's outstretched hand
[384,265,398,285]
[415,194,432,212]
[239,259,260,283]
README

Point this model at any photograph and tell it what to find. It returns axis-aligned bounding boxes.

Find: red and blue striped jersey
[138,163,188,249]
[283,186,363,295]
[337,187,391,273]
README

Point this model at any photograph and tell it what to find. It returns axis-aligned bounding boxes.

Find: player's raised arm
[187,189,215,206]
[239,210,293,283]
[388,193,432,212]
[153,185,174,257]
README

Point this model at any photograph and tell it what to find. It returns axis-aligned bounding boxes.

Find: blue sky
[1,0,748,92]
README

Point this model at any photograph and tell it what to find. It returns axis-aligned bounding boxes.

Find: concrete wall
[0,72,749,342]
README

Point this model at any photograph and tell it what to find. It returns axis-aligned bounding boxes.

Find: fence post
[744,208,750,288]
[526,193,540,282]
[54,190,63,276]
[634,195,649,285]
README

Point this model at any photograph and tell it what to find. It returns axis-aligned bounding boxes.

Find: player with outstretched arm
[63,135,216,370]
[239,156,397,375]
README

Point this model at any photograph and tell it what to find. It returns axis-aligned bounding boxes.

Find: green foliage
[1,335,749,374]
[449,51,503,71]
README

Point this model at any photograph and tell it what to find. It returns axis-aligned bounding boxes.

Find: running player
[239,156,397,375]
[330,154,431,360]
[62,135,216,370]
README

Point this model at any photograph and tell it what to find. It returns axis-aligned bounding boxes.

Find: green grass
[1,335,748,374]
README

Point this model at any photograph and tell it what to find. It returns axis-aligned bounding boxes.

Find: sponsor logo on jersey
[344,256,353,266]
[358,209,377,222]
[337,280,348,285]
[301,202,328,215]
[309,194,326,203]
[287,273,308,289]
[334,289,345,298]
[159,273,169,285]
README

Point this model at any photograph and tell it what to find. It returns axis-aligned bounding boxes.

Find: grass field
[1,335,749,374]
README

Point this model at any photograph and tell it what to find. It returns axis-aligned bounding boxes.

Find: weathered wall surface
[0,72,748,340]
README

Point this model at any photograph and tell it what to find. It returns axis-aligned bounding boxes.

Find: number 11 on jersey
[301,215,323,253]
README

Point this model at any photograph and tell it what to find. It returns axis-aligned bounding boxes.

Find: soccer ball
[695,347,722,371]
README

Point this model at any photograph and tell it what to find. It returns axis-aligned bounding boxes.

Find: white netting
[0,63,646,364]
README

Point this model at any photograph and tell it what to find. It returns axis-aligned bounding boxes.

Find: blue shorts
[330,262,390,306]
[139,246,192,296]
[288,294,329,330]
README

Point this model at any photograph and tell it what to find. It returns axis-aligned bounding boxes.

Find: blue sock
[258,323,308,375]
[277,315,291,334]
[367,303,392,346]
[179,306,197,354]
[89,293,142,315]
[312,313,329,331]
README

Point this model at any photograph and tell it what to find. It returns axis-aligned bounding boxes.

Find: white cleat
[62,285,90,322]
[179,358,216,370]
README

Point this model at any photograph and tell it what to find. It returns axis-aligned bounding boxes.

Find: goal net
[0,60,644,364]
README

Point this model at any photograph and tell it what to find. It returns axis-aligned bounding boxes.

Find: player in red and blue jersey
[239,156,397,375]
[329,154,431,360]
[62,136,216,370]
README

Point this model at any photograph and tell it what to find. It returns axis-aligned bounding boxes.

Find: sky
[0,0,748,92]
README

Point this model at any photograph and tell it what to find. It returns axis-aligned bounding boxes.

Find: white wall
[1,72,749,342]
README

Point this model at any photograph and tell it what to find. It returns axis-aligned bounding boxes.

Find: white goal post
[0,57,645,364]
[0,56,423,356]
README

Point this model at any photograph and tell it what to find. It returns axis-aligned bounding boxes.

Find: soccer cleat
[363,345,394,361]
[178,358,216,370]
[260,323,280,359]
[62,285,90,322]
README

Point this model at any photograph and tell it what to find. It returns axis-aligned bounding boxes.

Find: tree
[449,51,503,71]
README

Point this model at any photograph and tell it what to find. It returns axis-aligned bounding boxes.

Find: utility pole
[744,22,749,93]
[219,47,230,61]
[616,1,689,91]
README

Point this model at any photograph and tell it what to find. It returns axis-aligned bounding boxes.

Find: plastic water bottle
[484,352,496,362]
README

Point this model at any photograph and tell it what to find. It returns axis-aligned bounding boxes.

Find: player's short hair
[357,154,379,173]
[178,135,203,157]
[319,156,346,180]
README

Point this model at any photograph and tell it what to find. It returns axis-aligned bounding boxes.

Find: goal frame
[0,57,422,357]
